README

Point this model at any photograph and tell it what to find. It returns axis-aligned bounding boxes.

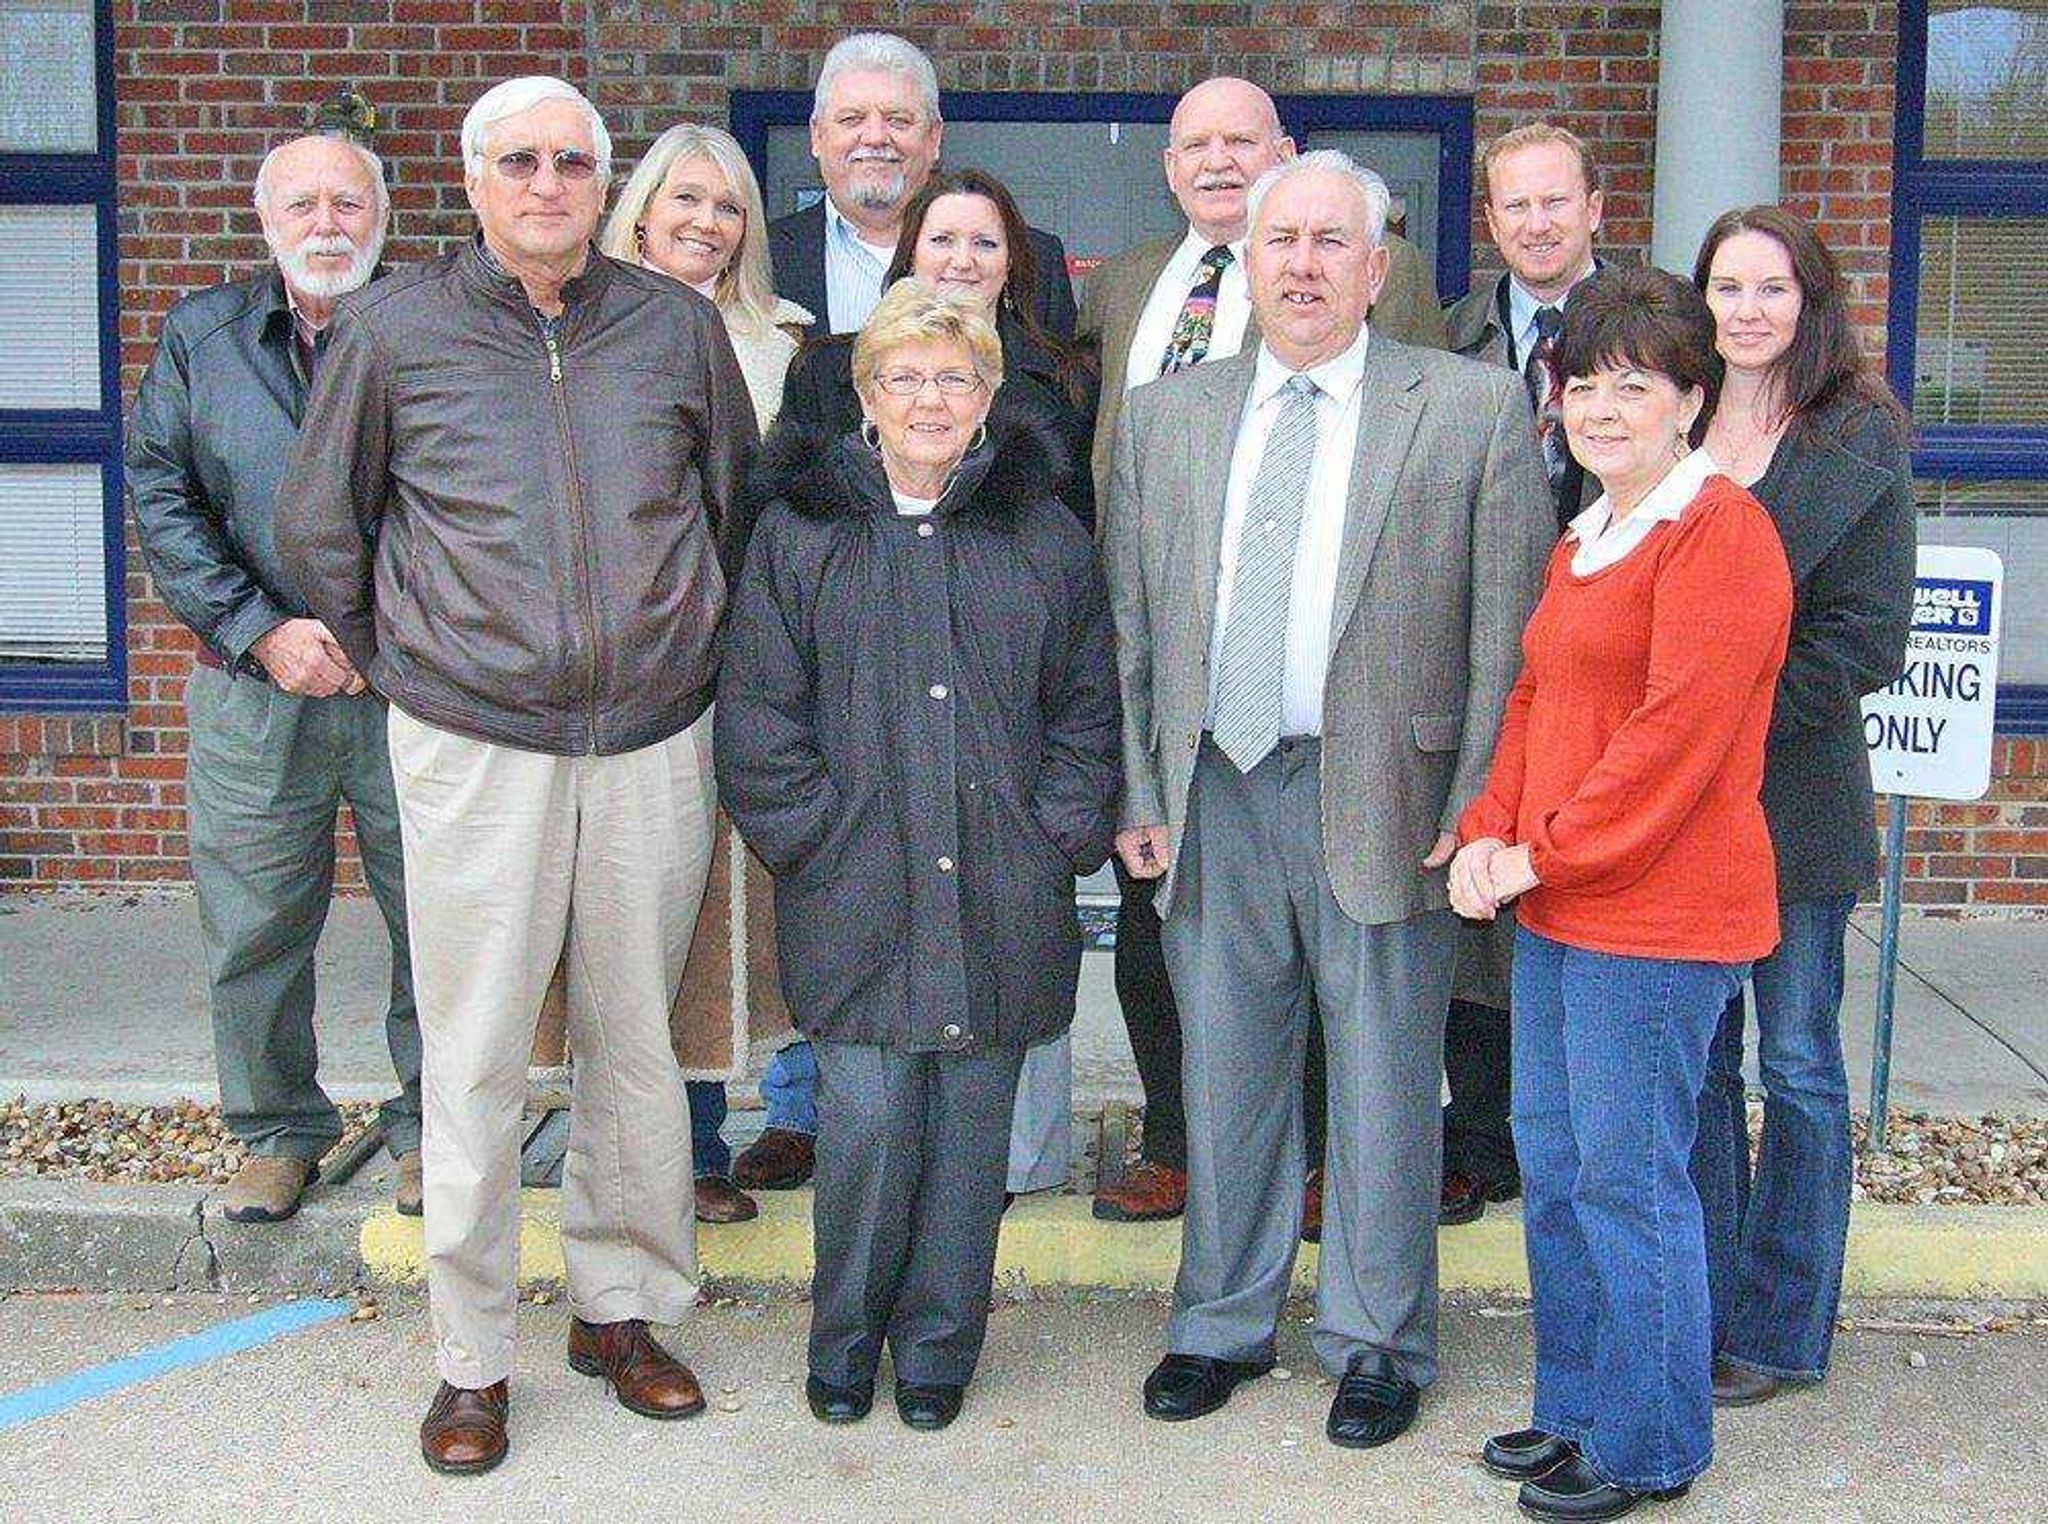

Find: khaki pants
[387,706,715,1388]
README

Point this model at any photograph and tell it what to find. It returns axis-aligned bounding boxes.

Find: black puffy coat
[715,410,1120,1053]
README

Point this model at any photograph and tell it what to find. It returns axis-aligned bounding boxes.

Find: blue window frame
[1889,0,2047,731]
[729,89,1475,305]
[0,0,123,712]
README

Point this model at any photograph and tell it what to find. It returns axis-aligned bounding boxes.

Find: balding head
[254,135,387,304]
[1165,77,1293,244]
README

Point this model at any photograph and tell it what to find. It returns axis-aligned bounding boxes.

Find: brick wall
[2,1,2041,913]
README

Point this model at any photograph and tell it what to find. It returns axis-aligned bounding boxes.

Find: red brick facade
[2,0,2041,912]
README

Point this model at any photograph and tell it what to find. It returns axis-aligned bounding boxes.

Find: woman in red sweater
[1449,266,1792,1522]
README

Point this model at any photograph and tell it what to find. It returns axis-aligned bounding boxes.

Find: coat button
[942,1022,963,1040]
[929,683,948,700]
[916,521,935,538]
[937,855,955,873]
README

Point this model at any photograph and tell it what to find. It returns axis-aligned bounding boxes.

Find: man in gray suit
[1103,150,1550,1447]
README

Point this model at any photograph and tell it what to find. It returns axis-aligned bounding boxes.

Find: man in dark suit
[764,31,1076,340]
[1437,120,1606,1228]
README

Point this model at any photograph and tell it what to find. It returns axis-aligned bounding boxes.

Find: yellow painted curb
[360,1190,2048,1299]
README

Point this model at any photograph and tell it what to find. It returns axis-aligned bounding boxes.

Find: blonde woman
[595,124,812,1222]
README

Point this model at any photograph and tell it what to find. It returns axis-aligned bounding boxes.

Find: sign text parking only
[1862,545,2003,802]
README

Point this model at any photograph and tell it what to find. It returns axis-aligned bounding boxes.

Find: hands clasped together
[1446,838,1540,921]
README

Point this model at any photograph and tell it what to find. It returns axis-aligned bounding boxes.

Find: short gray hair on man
[252,134,390,222]
[1244,149,1391,249]
[810,32,941,125]
[460,75,613,179]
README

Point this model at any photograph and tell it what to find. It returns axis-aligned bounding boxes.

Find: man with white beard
[127,132,421,1227]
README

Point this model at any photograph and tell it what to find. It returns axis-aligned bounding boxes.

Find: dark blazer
[715,411,1119,1053]
[1750,397,1917,900]
[779,313,1099,533]
[768,196,1078,340]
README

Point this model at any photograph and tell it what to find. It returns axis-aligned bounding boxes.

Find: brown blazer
[1077,228,1446,508]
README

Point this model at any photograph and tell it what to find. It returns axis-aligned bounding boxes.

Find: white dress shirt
[823,195,898,334]
[1206,329,1372,738]
[1124,226,1253,391]
[1565,446,1718,575]
[1505,262,1596,369]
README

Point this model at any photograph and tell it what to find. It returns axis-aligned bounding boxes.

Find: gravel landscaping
[2,1096,2041,1206]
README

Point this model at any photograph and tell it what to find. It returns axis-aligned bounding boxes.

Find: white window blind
[0,205,101,409]
[0,0,97,154]
[0,463,107,660]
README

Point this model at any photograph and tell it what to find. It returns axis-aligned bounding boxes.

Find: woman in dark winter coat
[715,279,1120,1434]
[1688,205,1916,1408]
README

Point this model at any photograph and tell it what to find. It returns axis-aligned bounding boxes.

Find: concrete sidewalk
[3,890,2045,1115]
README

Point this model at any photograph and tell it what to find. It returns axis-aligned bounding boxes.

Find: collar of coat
[754,401,1072,527]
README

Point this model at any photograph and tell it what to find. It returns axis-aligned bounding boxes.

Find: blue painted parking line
[0,1298,354,1434]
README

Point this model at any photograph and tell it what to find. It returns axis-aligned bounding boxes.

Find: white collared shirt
[822,195,898,334]
[1124,226,1253,390]
[1506,262,1595,369]
[1207,328,1372,737]
[1566,447,1718,574]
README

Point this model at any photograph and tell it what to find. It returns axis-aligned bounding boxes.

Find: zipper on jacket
[542,323,602,751]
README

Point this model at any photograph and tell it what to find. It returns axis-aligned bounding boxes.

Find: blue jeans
[761,1039,819,1135]
[687,1081,731,1178]
[1512,927,1746,1493]
[1688,894,1856,1381]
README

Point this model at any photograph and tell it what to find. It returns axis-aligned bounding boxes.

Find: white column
[1651,0,1785,274]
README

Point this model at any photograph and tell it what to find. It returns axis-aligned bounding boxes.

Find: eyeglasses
[490,149,602,183]
[873,369,985,397]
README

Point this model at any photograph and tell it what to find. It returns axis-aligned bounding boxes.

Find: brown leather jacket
[276,240,757,756]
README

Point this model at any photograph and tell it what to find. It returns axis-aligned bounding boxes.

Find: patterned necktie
[1159,244,1235,376]
[1524,304,1568,495]
[1210,375,1321,773]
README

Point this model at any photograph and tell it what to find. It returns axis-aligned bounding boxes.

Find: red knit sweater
[1459,476,1793,963]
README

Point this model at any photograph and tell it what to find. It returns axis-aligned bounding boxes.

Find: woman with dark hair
[1450,265,1792,1520]
[1687,205,1916,1409]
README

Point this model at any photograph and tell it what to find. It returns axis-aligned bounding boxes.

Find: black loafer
[1517,1452,1691,1520]
[1484,1427,1576,1480]
[805,1374,874,1424]
[894,1381,964,1431]
[1710,1356,1782,1407]
[1140,1353,1274,1421]
[1326,1357,1420,1448]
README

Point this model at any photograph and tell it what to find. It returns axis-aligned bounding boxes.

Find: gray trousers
[1162,738,1455,1384]
[1007,1031,1072,1193]
[184,664,420,1159]
[810,1039,1025,1388]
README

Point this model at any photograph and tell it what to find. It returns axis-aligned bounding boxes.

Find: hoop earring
[968,421,988,454]
[860,418,881,454]
[1672,429,1690,462]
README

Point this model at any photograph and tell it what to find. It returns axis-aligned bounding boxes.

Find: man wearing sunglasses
[277,74,758,1477]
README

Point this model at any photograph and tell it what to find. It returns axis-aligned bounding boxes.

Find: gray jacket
[126,266,358,670]
[1104,337,1553,926]
[276,241,757,757]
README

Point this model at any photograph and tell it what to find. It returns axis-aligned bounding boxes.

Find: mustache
[847,146,905,164]
[1192,174,1245,191]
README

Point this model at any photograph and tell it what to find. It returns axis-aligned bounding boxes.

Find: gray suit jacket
[1080,231,1446,513]
[1103,336,1554,927]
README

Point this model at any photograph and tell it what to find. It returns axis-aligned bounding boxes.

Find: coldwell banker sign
[1861,545,2003,802]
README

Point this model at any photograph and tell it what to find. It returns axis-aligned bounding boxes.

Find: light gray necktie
[1210,374,1321,773]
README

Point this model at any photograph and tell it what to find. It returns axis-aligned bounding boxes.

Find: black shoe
[1325,1356,1420,1448]
[1484,1427,1576,1480]
[805,1374,874,1424]
[1140,1353,1274,1422]
[1710,1356,1782,1407]
[1517,1453,1691,1520]
[894,1381,964,1431]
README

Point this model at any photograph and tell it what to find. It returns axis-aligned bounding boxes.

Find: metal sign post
[1859,544,2003,1154]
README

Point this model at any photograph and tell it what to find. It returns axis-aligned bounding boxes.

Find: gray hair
[599,122,781,328]
[811,33,941,125]
[461,76,612,179]
[1244,149,1390,249]
[252,134,389,222]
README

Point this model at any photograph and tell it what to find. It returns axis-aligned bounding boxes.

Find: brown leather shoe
[693,1173,759,1223]
[394,1151,424,1218]
[1301,1167,1324,1244]
[1091,1160,1188,1222]
[731,1127,815,1190]
[221,1155,318,1224]
[419,1379,508,1475]
[568,1317,706,1419]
